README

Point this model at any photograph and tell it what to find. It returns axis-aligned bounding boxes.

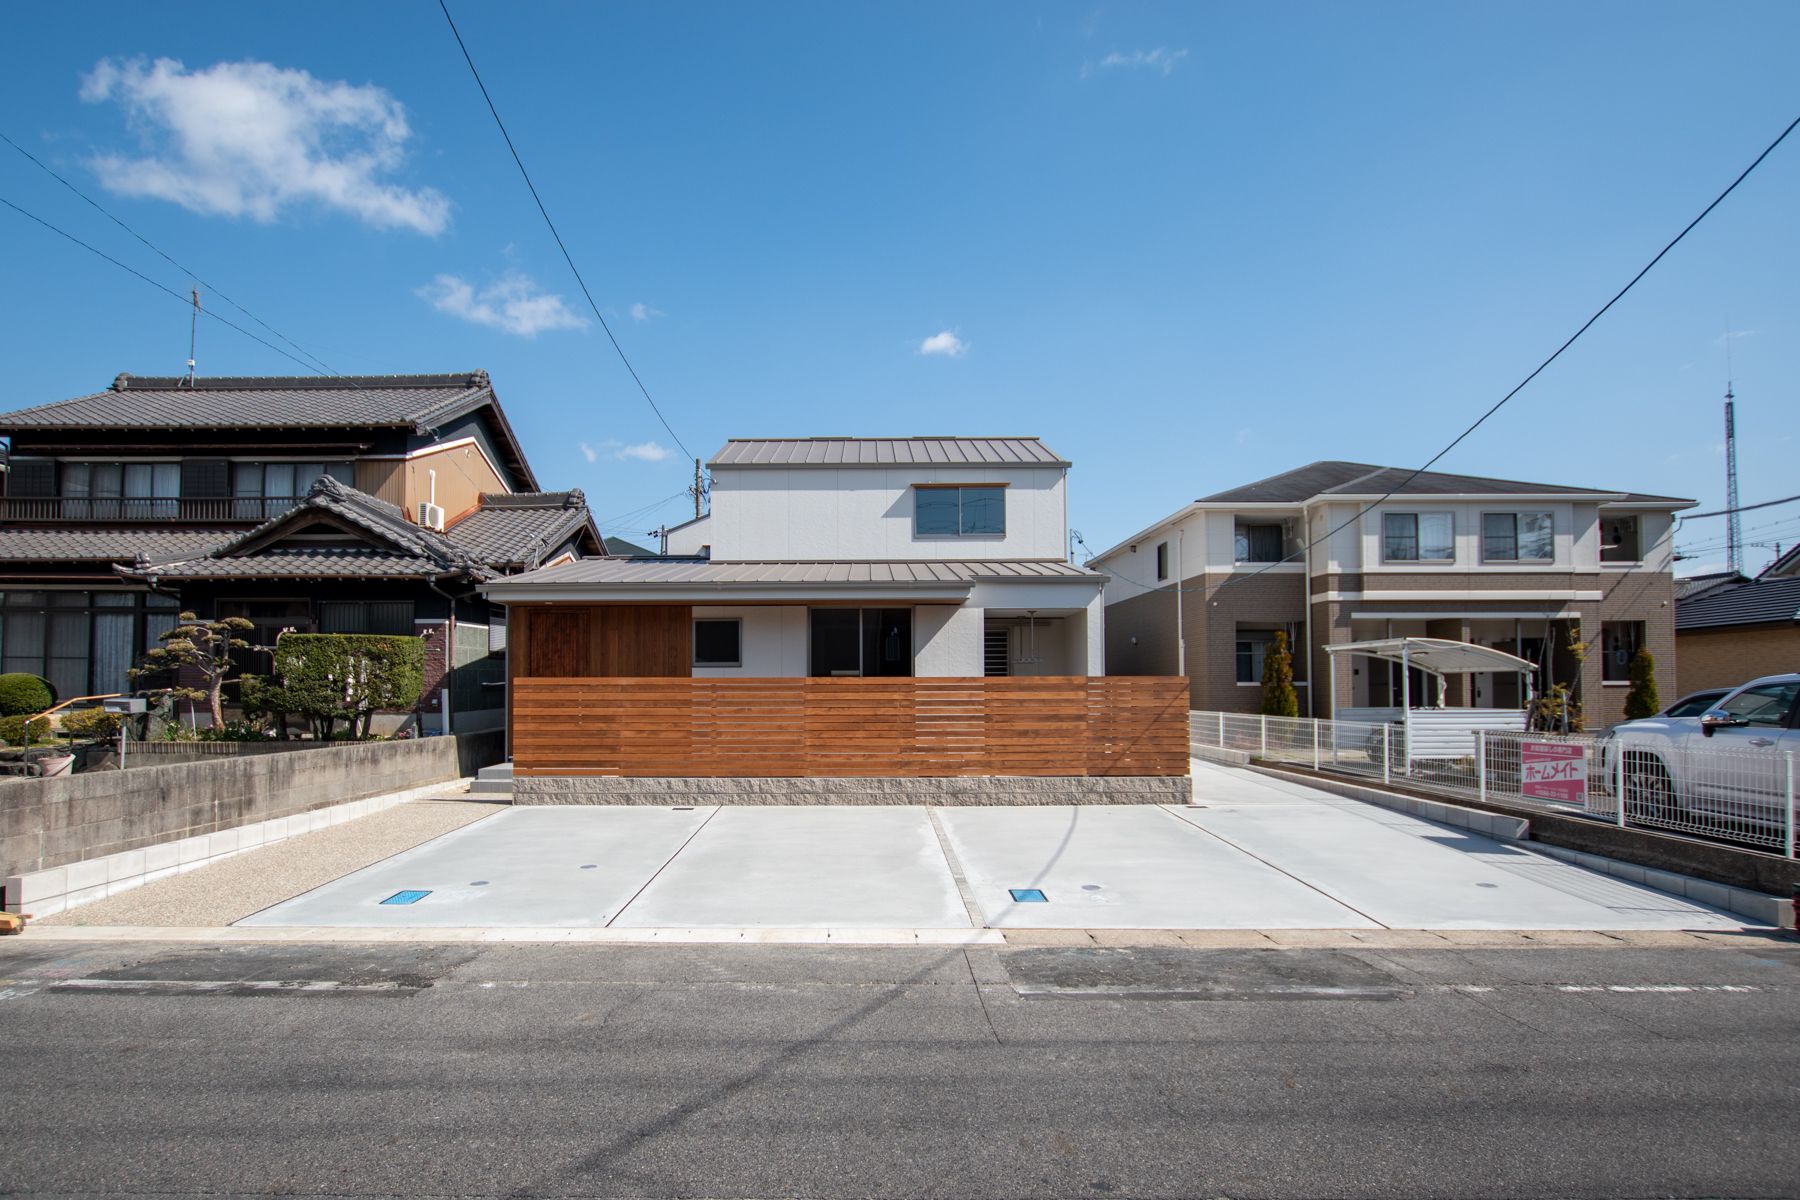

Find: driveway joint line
[603,805,723,928]
[927,806,988,930]
[1160,803,1391,929]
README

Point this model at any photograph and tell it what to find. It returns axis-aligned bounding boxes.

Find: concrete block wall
[0,733,501,887]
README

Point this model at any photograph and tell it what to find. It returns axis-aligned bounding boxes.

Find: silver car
[1598,673,1800,831]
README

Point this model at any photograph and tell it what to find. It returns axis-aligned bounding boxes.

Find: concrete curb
[1242,764,1531,841]
[14,925,1788,948]
[1521,842,1795,930]
[5,778,474,919]
[16,924,1006,946]
[1242,764,1792,929]
[1191,745,1251,767]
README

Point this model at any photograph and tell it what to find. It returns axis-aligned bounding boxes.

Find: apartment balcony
[0,496,304,524]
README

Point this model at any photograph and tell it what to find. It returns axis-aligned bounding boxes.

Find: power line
[436,0,693,462]
[0,130,343,378]
[1,194,332,374]
[1682,492,1800,519]
[1105,109,1800,599]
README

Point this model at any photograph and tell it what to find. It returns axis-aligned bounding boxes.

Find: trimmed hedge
[243,633,427,740]
[0,673,55,717]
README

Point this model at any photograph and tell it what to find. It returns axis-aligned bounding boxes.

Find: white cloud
[1236,428,1252,443]
[630,302,665,322]
[416,271,587,338]
[1087,47,1189,77]
[580,443,598,463]
[615,441,671,462]
[919,330,968,358]
[80,56,449,233]
[586,438,673,463]
[1712,329,1756,347]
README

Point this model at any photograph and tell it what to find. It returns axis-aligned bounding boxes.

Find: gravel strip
[40,797,505,927]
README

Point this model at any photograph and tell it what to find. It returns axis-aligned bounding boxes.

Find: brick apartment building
[1092,461,1693,729]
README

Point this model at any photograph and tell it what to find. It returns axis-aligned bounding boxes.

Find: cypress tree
[1259,631,1300,717]
[1622,647,1660,720]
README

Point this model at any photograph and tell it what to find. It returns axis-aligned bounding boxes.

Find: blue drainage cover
[381,890,431,905]
[1009,888,1048,903]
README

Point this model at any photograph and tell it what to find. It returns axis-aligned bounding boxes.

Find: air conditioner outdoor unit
[418,502,445,531]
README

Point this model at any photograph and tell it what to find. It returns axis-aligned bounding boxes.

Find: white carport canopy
[1324,637,1536,675]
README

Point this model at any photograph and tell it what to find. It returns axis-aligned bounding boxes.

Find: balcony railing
[0,496,303,523]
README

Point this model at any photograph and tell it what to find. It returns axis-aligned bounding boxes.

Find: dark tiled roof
[0,372,494,431]
[447,491,599,570]
[1760,543,1800,579]
[1198,460,1693,506]
[1673,571,1748,602]
[115,478,601,582]
[140,546,451,579]
[0,527,231,563]
[710,438,1069,467]
[1677,575,1800,631]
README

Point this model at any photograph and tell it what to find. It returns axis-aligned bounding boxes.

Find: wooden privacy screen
[509,604,692,678]
[511,676,1190,777]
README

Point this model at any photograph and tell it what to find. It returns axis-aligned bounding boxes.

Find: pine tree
[1259,631,1300,717]
[129,613,253,728]
[1622,648,1661,720]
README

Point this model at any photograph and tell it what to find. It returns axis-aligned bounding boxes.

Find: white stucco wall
[691,605,807,676]
[706,465,1068,560]
[915,604,984,676]
[664,514,711,556]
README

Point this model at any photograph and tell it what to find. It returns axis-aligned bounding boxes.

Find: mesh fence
[1191,711,1797,856]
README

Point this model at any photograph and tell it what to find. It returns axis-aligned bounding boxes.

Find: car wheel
[1623,754,1678,823]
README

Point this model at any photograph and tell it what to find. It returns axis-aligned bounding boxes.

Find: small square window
[694,619,742,667]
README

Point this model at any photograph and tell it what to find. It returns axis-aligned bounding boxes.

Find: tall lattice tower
[1724,387,1742,574]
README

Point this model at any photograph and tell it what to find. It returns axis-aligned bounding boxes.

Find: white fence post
[1616,738,1627,828]
[1786,751,1795,860]
[1476,730,1486,805]
[1382,725,1390,787]
[1260,715,1267,758]
[1218,711,1225,747]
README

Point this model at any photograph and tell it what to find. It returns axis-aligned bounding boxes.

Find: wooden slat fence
[512,676,1189,777]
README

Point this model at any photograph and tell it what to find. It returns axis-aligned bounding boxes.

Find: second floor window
[1482,512,1553,562]
[1155,542,1168,580]
[1383,512,1453,562]
[915,486,1005,536]
[1235,524,1283,562]
[1601,515,1640,563]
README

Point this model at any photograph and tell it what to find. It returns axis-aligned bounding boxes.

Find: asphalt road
[2,936,1797,1199]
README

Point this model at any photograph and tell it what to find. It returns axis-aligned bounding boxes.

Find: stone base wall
[514,775,1192,806]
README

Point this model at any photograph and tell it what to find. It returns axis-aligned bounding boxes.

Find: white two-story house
[481,438,1106,680]
[1094,461,1693,728]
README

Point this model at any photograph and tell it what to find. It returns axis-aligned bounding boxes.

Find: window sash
[693,619,742,667]
[1386,513,1452,561]
[915,487,1006,537]
[1484,511,1553,561]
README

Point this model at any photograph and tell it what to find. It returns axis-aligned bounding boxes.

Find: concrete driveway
[235,761,1750,932]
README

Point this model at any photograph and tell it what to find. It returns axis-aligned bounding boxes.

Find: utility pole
[687,457,707,520]
[185,289,200,385]
[1725,388,1742,575]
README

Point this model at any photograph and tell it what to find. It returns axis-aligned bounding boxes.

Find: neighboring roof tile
[1760,543,1800,579]
[447,491,596,569]
[708,438,1069,467]
[0,528,231,562]
[0,372,493,430]
[1677,575,1800,631]
[1197,460,1693,505]
[602,536,661,557]
[484,557,1102,589]
[1673,571,1748,602]
[139,546,448,579]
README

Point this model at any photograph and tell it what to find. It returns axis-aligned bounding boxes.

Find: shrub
[1258,631,1301,718]
[0,715,52,746]
[254,634,427,740]
[1622,648,1661,720]
[0,673,55,717]
[193,719,277,742]
[58,707,121,739]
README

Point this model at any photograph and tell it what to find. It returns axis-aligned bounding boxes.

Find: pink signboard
[1521,742,1587,806]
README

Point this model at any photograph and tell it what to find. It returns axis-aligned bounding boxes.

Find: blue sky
[2,2,1796,572]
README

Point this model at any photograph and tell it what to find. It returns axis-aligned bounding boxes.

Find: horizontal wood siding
[512,676,1189,777]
